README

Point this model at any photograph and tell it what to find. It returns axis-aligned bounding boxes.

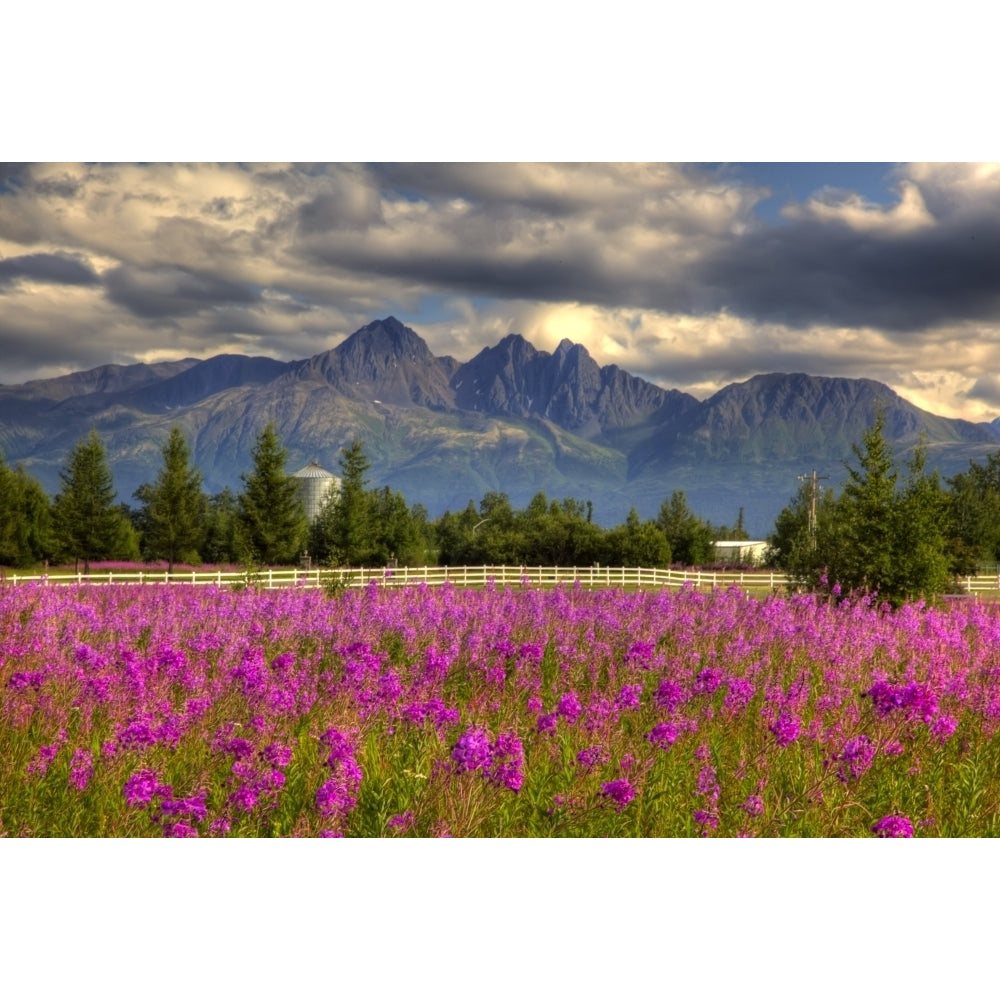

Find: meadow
[2,577,999,837]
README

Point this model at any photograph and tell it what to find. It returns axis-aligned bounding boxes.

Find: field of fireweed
[3,578,1000,837]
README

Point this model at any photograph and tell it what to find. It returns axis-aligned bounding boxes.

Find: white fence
[1,565,792,591]
[3,565,998,595]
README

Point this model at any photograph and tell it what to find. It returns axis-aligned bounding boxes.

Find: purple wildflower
[316,777,358,819]
[486,732,525,792]
[451,726,492,773]
[228,784,259,814]
[625,640,655,667]
[69,749,94,792]
[123,769,168,809]
[693,809,719,831]
[871,814,914,838]
[723,677,755,715]
[261,742,294,769]
[576,745,610,770]
[221,737,254,760]
[600,779,636,810]
[696,764,719,799]
[930,715,958,743]
[387,810,416,832]
[27,740,63,778]
[834,734,875,783]
[615,684,643,711]
[740,794,764,817]
[160,788,209,824]
[769,712,801,748]
[163,821,199,838]
[865,680,938,723]
[536,712,558,734]
[7,671,45,691]
[693,668,723,695]
[646,721,680,750]
[654,679,686,713]
[557,691,583,724]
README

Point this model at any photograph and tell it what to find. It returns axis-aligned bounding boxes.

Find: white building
[712,540,770,565]
[291,462,341,522]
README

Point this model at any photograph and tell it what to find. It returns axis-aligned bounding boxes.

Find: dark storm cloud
[697,216,1000,333]
[0,321,129,384]
[967,374,1000,408]
[103,264,261,320]
[0,252,99,288]
[297,187,383,233]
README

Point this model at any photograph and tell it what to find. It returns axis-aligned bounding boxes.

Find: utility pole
[798,469,830,549]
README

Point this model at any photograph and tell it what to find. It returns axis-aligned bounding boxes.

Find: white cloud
[783,179,936,235]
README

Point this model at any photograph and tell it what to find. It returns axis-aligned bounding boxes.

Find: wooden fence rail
[1,565,790,591]
[3,566,999,595]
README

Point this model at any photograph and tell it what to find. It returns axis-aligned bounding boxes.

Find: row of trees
[0,424,742,573]
[433,490,735,569]
[0,425,311,572]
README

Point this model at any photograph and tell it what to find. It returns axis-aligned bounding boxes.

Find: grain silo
[291,461,341,521]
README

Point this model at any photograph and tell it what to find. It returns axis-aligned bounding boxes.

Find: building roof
[291,461,337,480]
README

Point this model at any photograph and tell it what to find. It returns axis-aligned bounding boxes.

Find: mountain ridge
[1,317,997,535]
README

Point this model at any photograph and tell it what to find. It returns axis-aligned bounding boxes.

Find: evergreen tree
[766,476,839,589]
[237,423,307,565]
[889,442,952,602]
[769,411,953,606]
[203,488,241,565]
[0,453,53,568]
[946,451,1000,574]
[835,407,899,597]
[657,491,714,565]
[52,430,131,573]
[369,486,425,566]
[134,426,206,571]
[310,439,375,565]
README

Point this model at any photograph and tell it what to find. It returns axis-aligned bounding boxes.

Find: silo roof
[291,461,337,479]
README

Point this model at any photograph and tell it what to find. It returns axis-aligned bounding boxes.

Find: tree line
[0,423,747,573]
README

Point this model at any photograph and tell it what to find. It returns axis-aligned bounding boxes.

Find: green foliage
[767,476,839,590]
[656,491,714,565]
[51,430,134,573]
[237,423,308,565]
[603,508,671,567]
[202,488,241,565]
[0,453,53,568]
[133,427,207,571]
[769,410,953,606]
[309,440,433,568]
[946,451,1000,573]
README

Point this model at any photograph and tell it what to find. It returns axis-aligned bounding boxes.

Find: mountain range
[2,316,998,536]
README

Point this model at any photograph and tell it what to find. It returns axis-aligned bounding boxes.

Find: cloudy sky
[3,160,1000,420]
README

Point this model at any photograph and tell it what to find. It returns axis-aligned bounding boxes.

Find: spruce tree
[311,439,375,565]
[134,426,206,572]
[836,407,899,597]
[237,423,307,565]
[0,453,53,568]
[52,430,127,573]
